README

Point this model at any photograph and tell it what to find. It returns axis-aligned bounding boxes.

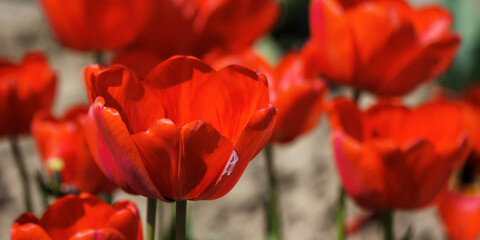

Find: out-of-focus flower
[84,56,276,201]
[124,0,280,59]
[10,193,142,240]
[39,0,154,51]
[304,0,460,96]
[208,50,327,143]
[438,189,480,240]
[0,52,56,137]
[32,106,116,194]
[328,98,468,210]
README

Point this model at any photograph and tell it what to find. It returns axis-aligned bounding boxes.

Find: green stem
[382,210,394,240]
[176,201,187,240]
[336,187,345,240]
[155,200,163,240]
[147,198,157,240]
[265,144,282,240]
[9,137,32,212]
[94,51,105,65]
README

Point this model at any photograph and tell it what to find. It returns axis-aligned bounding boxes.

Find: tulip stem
[155,200,163,240]
[336,187,346,240]
[382,210,394,240]
[265,144,282,240]
[9,137,33,212]
[147,198,157,240]
[176,200,187,240]
[94,51,105,66]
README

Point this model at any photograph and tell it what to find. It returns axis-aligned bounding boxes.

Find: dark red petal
[132,118,180,200]
[91,98,163,199]
[180,120,234,200]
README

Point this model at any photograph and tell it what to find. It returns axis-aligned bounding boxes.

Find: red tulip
[10,193,142,240]
[207,50,327,143]
[329,98,468,210]
[0,52,56,137]
[84,56,276,201]
[438,189,480,240]
[39,0,154,51]
[126,0,280,59]
[31,106,116,194]
[304,0,460,96]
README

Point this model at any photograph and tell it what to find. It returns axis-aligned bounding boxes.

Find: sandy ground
[0,0,448,239]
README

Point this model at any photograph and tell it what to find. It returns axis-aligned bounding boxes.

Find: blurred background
[0,0,479,239]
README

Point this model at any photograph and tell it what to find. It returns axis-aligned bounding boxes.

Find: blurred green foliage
[440,0,480,91]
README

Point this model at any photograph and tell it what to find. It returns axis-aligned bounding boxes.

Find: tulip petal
[10,223,52,240]
[180,120,234,200]
[189,65,270,144]
[309,0,355,83]
[108,201,142,240]
[271,83,326,143]
[91,97,162,199]
[85,65,166,133]
[413,6,453,44]
[132,118,180,200]
[85,103,135,194]
[69,229,125,240]
[40,194,114,239]
[202,105,276,200]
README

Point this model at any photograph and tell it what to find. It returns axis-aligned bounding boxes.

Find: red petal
[412,6,453,44]
[438,191,480,240]
[86,64,165,133]
[68,229,125,240]
[108,201,142,240]
[309,0,355,83]
[132,118,180,200]
[91,98,162,199]
[40,194,114,239]
[202,105,276,200]
[10,223,51,240]
[271,83,326,143]
[85,103,135,194]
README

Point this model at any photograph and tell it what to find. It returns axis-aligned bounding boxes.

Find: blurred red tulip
[0,52,56,137]
[329,98,468,210]
[438,189,480,240]
[84,56,276,201]
[39,0,154,51]
[304,0,460,96]
[208,50,327,143]
[32,106,116,194]
[125,0,280,59]
[10,193,142,240]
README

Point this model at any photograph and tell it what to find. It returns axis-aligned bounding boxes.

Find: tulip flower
[126,0,280,59]
[437,151,480,240]
[84,55,276,201]
[39,0,154,51]
[0,52,56,137]
[208,50,327,143]
[31,106,116,195]
[10,193,142,240]
[304,0,460,96]
[438,189,480,240]
[329,97,468,210]
[0,52,56,212]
